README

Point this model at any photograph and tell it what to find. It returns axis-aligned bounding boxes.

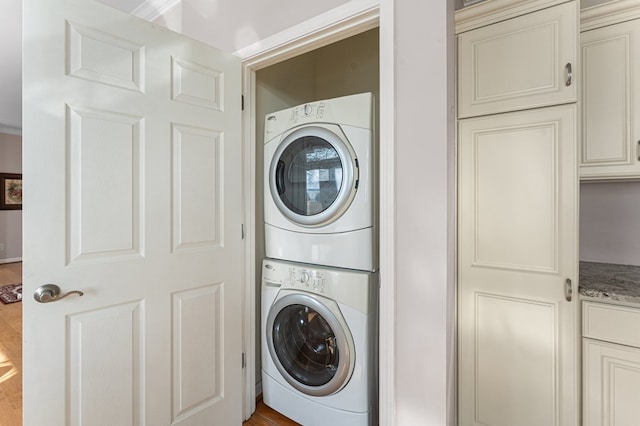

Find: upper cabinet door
[580,18,640,180]
[458,1,578,118]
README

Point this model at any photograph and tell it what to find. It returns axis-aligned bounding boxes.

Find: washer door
[269,125,358,227]
[266,292,355,396]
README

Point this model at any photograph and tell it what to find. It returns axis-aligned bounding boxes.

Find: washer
[261,258,378,426]
[263,93,377,271]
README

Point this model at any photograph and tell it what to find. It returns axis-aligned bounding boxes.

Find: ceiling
[1,0,351,133]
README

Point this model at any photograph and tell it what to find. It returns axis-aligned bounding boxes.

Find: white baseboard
[0,257,22,264]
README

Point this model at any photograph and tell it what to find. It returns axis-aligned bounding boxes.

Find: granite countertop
[579,261,640,304]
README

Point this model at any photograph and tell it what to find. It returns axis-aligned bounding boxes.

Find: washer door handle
[275,160,286,195]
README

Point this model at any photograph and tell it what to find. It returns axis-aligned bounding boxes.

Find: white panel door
[580,18,640,180]
[458,105,579,426]
[23,0,243,424]
[458,1,577,118]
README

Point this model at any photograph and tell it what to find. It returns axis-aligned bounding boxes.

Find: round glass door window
[270,126,357,227]
[267,293,354,396]
[272,304,339,387]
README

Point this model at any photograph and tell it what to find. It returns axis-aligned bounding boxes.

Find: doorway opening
[249,25,380,417]
[0,261,22,425]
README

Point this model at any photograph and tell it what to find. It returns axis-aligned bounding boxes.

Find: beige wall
[0,132,22,262]
[393,0,455,423]
[580,182,640,266]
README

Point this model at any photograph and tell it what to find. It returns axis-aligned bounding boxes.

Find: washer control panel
[263,260,330,296]
[263,259,375,314]
[287,267,327,294]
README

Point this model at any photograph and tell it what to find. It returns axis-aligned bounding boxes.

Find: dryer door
[266,292,355,397]
[269,125,358,227]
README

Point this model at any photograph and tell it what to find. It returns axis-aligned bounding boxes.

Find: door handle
[564,278,573,302]
[275,160,286,195]
[33,284,84,303]
[565,63,572,86]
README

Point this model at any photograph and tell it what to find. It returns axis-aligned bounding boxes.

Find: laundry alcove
[252,27,380,396]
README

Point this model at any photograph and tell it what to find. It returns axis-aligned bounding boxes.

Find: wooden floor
[0,262,296,426]
[243,398,300,426]
[0,261,22,426]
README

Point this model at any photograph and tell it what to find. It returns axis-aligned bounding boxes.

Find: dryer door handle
[276,160,286,195]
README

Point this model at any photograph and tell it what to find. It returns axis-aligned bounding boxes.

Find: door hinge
[242,352,246,369]
[241,95,244,111]
[241,224,245,240]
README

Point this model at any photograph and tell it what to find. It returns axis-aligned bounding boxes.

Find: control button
[304,104,313,115]
[311,279,325,293]
[300,271,310,283]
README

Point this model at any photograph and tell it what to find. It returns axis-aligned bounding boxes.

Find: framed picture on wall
[0,173,22,210]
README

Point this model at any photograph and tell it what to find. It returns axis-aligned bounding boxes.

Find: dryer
[263,93,376,271]
[261,258,378,426]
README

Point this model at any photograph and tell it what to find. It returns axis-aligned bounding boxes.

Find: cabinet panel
[583,301,640,347]
[580,18,640,180]
[458,1,577,118]
[584,339,640,426]
[458,105,579,426]
[473,293,558,426]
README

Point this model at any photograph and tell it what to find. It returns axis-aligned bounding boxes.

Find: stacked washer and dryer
[261,92,378,426]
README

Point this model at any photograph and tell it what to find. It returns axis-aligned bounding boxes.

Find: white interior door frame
[235,1,396,423]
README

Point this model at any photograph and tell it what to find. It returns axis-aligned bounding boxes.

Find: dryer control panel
[290,101,327,123]
[263,92,373,145]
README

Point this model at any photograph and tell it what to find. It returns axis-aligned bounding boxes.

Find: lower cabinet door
[458,104,579,426]
[584,338,640,426]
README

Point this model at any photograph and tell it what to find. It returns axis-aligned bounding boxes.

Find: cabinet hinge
[241,95,244,111]
[241,224,245,240]
[242,352,246,369]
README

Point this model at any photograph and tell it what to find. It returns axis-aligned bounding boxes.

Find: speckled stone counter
[579,261,640,304]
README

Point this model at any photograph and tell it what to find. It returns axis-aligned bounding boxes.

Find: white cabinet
[457,1,577,118]
[580,18,640,180]
[583,301,640,426]
[457,104,579,426]
[456,2,579,425]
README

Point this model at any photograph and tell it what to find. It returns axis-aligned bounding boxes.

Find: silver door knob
[33,284,84,303]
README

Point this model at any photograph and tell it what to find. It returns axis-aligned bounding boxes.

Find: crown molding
[235,0,379,67]
[455,0,571,34]
[581,0,640,32]
[132,0,181,22]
